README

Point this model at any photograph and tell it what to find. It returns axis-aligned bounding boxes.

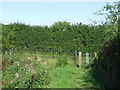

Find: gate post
[78,51,82,67]
[86,52,89,65]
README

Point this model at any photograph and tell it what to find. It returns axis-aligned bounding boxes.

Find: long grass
[2,50,105,88]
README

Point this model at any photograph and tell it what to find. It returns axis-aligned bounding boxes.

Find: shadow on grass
[75,67,105,89]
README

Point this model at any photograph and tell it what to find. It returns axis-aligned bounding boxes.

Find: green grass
[44,65,104,88]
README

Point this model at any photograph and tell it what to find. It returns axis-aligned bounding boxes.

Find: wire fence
[2,48,99,70]
[4,48,97,67]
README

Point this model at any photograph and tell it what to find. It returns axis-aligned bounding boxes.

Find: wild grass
[2,50,105,88]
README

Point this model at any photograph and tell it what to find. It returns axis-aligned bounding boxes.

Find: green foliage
[95,1,120,25]
[2,2,119,88]
[2,52,50,88]
[95,34,120,87]
[46,65,104,88]
[2,21,110,53]
[56,54,68,67]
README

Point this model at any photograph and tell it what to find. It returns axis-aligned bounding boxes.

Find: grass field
[2,51,105,88]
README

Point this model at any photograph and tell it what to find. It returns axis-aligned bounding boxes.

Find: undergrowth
[2,51,105,89]
[2,53,50,88]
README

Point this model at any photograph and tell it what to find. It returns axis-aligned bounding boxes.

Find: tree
[95,1,120,25]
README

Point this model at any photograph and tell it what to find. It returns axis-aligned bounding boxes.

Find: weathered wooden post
[78,51,82,67]
[86,52,89,65]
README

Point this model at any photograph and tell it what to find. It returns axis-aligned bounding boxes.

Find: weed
[56,55,68,67]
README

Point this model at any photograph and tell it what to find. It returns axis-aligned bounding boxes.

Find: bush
[94,34,120,88]
[2,53,50,88]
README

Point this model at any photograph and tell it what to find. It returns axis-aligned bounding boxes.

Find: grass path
[44,64,104,88]
[36,53,105,88]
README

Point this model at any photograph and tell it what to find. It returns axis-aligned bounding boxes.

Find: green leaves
[95,1,120,25]
[2,21,110,53]
[2,52,50,88]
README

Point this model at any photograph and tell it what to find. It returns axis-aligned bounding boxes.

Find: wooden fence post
[78,51,82,67]
[86,52,89,65]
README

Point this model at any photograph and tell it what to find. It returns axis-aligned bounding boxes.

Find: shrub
[2,52,50,88]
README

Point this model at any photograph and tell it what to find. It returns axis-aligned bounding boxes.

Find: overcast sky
[0,1,115,26]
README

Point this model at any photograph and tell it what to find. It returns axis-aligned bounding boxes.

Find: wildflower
[28,56,31,60]
[15,61,20,66]
[15,73,19,78]
[37,59,42,62]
